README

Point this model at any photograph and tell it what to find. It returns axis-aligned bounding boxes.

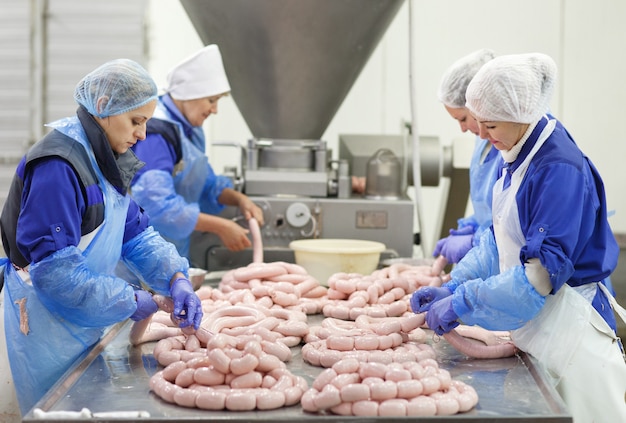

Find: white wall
[146,0,626,254]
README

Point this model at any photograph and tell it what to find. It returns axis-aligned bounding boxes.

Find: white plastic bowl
[289,239,386,285]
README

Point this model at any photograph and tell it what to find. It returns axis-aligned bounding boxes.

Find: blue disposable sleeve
[28,246,136,327]
[198,167,234,215]
[131,169,199,239]
[120,226,189,295]
[451,265,546,331]
[444,229,500,293]
[456,216,479,232]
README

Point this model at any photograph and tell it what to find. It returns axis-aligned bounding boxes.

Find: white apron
[492,117,626,423]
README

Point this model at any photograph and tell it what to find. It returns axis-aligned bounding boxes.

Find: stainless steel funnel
[179,0,405,140]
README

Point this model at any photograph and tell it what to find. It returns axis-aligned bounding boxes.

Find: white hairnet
[74,59,158,118]
[165,44,231,100]
[438,48,496,108]
[465,53,557,124]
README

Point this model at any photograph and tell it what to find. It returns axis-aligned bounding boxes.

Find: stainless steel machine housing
[181,0,469,270]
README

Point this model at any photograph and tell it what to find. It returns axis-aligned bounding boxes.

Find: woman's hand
[238,196,264,226]
[425,296,459,336]
[215,218,252,251]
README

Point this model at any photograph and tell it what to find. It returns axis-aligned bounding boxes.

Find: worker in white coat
[431,48,500,264]
[130,45,264,260]
[412,53,626,423]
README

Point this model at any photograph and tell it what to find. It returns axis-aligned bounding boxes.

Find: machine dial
[285,202,311,228]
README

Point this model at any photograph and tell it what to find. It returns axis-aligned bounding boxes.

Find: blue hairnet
[438,48,496,108]
[74,59,158,118]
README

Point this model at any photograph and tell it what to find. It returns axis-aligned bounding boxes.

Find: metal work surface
[24,310,572,422]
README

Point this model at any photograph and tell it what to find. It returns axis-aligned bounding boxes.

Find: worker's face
[178,95,225,127]
[445,105,479,135]
[474,118,529,151]
[94,100,157,154]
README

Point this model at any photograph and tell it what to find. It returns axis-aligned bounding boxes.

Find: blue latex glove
[433,226,475,264]
[410,286,453,313]
[425,296,460,335]
[170,277,203,329]
[130,290,158,321]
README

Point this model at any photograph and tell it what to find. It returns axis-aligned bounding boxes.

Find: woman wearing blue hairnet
[0,59,203,416]
[413,53,626,422]
[130,45,264,260]
[432,48,500,265]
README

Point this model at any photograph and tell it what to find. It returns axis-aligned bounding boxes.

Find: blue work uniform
[445,115,626,422]
[131,94,233,258]
[446,115,619,332]
[0,106,188,414]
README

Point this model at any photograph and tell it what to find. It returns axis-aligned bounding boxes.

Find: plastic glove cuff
[442,281,458,293]
[171,277,193,292]
[450,285,471,319]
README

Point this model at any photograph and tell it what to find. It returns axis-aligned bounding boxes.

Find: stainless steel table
[23,301,572,422]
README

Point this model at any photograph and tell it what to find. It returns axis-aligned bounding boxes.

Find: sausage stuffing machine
[181,0,470,271]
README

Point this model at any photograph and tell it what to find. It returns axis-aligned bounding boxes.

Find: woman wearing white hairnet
[430,48,500,265]
[130,45,264,260]
[0,59,203,416]
[412,53,626,422]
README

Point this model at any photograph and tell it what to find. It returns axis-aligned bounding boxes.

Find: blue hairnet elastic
[74,59,158,118]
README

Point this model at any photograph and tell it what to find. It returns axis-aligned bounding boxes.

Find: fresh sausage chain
[218,261,328,314]
[133,257,516,414]
[302,314,433,367]
[301,357,478,416]
[321,263,448,320]
[150,332,308,411]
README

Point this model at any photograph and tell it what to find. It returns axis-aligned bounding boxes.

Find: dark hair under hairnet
[74,59,158,118]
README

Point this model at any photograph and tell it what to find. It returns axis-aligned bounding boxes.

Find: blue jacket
[1,106,149,266]
[130,94,233,257]
[447,117,619,331]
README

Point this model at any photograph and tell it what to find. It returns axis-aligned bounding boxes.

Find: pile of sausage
[150,331,308,411]
[133,222,518,415]
[302,314,432,367]
[150,304,307,367]
[318,261,517,360]
[322,261,447,320]
[301,357,478,416]
[216,261,328,314]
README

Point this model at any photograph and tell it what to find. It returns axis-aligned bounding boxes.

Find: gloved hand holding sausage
[130,289,158,321]
[170,277,203,329]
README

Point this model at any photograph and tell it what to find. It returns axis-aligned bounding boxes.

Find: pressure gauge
[285,202,311,228]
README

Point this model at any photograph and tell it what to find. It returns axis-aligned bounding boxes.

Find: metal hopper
[179,0,405,140]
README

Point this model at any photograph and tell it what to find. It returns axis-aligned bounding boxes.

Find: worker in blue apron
[130,45,264,260]
[432,49,501,264]
[0,59,203,416]
[413,53,626,423]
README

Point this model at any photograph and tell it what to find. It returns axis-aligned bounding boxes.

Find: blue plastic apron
[2,117,129,414]
[152,104,209,256]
